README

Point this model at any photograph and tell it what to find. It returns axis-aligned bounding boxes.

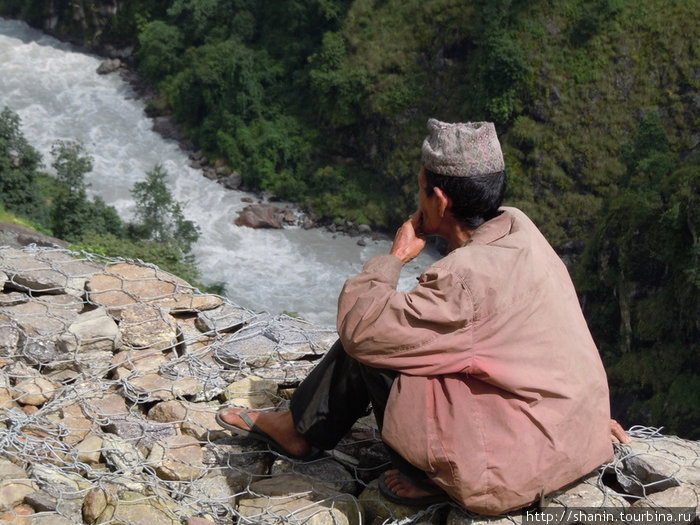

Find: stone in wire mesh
[0,246,697,525]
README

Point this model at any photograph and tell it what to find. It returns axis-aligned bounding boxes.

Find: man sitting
[217,119,629,514]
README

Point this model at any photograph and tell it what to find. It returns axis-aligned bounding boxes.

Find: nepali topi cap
[421,119,505,177]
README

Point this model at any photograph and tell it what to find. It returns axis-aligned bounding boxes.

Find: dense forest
[0,0,697,438]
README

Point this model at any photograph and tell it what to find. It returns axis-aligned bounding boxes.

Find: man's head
[420,119,507,229]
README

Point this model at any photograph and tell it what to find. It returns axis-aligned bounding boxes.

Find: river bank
[0,17,439,327]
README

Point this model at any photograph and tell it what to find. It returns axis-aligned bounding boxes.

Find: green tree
[577,112,699,437]
[0,107,47,224]
[136,20,184,82]
[50,141,124,242]
[129,164,200,254]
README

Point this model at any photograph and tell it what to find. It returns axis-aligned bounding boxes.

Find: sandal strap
[237,410,256,430]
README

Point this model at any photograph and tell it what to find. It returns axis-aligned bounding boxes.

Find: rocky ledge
[0,246,697,525]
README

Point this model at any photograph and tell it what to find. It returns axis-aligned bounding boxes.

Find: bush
[129,164,200,254]
[136,21,184,82]
[0,107,48,224]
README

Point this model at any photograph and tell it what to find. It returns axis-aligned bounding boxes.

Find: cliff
[0,244,697,525]
[5,0,137,56]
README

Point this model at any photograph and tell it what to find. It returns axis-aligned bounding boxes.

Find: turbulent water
[0,18,439,327]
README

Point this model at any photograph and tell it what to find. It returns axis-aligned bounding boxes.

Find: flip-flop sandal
[216,408,321,461]
[378,471,451,507]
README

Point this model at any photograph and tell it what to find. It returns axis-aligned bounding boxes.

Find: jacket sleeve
[337,254,475,376]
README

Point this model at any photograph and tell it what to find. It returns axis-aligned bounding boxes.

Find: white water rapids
[0,18,438,327]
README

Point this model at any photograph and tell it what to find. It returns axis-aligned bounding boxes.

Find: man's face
[417,167,442,235]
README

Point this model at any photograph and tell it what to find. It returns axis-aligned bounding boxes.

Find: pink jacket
[337,207,612,514]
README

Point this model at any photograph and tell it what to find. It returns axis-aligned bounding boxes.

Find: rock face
[0,246,697,525]
[234,203,298,229]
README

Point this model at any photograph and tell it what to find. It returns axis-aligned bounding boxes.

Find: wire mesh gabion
[0,246,697,525]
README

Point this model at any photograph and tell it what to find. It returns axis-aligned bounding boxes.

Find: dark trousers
[289,339,424,478]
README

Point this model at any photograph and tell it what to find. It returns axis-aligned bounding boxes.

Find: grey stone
[220,172,242,189]
[21,338,61,367]
[213,327,279,368]
[0,294,83,338]
[120,372,203,403]
[96,58,121,74]
[615,437,700,496]
[262,316,337,360]
[14,376,60,405]
[201,437,269,491]
[185,470,242,515]
[221,375,279,409]
[57,307,120,355]
[0,457,29,481]
[239,474,361,525]
[0,313,21,358]
[24,489,58,512]
[27,514,76,525]
[0,479,38,510]
[195,303,254,334]
[252,359,318,384]
[447,508,522,525]
[101,434,145,473]
[102,414,177,451]
[147,400,228,441]
[28,463,86,495]
[89,490,183,525]
[0,248,101,296]
[0,223,66,250]
[86,261,191,315]
[271,456,356,494]
[80,391,129,421]
[546,474,628,510]
[631,484,700,510]
[147,434,205,481]
[119,302,178,352]
[0,291,29,307]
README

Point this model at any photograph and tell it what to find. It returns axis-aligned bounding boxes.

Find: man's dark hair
[424,168,507,229]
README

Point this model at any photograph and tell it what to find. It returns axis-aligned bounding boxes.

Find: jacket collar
[463,208,514,247]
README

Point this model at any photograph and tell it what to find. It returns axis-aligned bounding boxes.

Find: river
[0,18,438,327]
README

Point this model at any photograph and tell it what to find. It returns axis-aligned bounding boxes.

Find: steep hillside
[1,0,697,437]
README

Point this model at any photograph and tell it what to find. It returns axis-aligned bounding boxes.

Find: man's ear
[433,186,451,218]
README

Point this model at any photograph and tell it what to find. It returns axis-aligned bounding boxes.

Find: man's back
[340,207,613,514]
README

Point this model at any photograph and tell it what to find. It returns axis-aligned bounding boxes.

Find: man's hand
[390,212,427,264]
[610,419,632,444]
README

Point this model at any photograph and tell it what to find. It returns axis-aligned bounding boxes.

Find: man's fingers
[610,419,631,444]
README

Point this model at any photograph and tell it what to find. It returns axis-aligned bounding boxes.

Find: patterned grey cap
[421,119,505,177]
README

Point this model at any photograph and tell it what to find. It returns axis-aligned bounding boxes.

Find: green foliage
[74,232,201,287]
[0,107,47,224]
[129,164,200,254]
[0,111,201,294]
[217,115,314,200]
[136,21,184,82]
[308,31,369,127]
[48,141,125,242]
[167,0,252,44]
[568,0,623,45]
[577,113,699,437]
[165,39,278,147]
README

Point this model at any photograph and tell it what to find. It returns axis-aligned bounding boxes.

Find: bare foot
[217,408,313,458]
[381,469,443,500]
